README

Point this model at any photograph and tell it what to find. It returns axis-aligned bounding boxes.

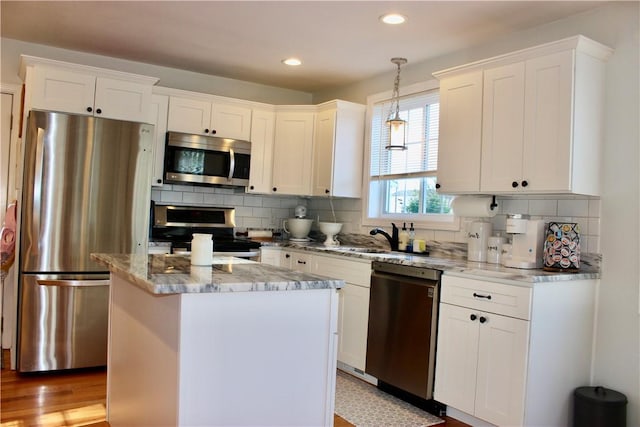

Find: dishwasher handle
[37,279,110,288]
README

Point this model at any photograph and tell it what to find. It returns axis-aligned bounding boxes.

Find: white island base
[107,272,339,426]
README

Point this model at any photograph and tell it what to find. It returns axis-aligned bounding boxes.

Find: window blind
[370,90,440,179]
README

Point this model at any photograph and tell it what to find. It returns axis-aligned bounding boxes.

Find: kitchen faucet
[369,223,399,251]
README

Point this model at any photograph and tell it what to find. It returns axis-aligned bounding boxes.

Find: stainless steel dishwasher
[366,261,441,403]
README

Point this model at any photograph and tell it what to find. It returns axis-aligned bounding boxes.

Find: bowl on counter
[318,222,343,246]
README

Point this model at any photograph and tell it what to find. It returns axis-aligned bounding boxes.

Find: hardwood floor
[1,350,467,426]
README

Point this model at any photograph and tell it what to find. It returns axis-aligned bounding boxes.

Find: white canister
[191,233,213,265]
[487,236,507,264]
[467,221,493,262]
[501,243,513,266]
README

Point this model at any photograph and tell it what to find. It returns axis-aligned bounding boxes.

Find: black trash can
[573,386,627,427]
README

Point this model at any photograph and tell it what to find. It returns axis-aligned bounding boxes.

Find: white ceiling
[1,1,608,93]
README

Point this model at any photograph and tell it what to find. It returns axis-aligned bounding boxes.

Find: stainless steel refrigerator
[17,110,153,372]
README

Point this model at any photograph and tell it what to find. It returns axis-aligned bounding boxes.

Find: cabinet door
[167,96,212,135]
[337,283,370,371]
[211,103,252,140]
[272,112,315,195]
[259,248,281,266]
[248,109,275,193]
[522,50,574,193]
[29,66,96,115]
[312,108,336,196]
[94,77,152,122]
[434,303,479,415]
[480,62,526,192]
[149,94,169,186]
[436,70,483,194]
[474,313,529,426]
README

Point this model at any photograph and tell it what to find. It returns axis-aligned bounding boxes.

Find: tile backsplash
[151,186,601,254]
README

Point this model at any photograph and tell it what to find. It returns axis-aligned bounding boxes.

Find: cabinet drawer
[313,255,371,287]
[441,275,531,320]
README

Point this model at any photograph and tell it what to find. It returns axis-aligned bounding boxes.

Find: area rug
[335,370,444,426]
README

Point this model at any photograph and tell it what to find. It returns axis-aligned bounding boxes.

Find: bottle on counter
[407,222,415,252]
[398,222,409,251]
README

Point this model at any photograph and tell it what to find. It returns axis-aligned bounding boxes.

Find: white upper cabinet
[167,95,252,140]
[435,70,484,194]
[23,60,156,123]
[312,101,365,198]
[247,109,276,194]
[271,110,315,196]
[434,35,612,196]
[149,93,169,187]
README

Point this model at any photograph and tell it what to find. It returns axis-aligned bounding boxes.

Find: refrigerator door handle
[37,279,110,288]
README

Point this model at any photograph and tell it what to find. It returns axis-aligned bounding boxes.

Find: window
[364,81,456,229]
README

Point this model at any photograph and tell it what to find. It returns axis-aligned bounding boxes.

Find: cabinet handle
[250,185,254,190]
[435,183,441,189]
[297,260,306,265]
[204,129,209,133]
[521,180,529,187]
[473,292,492,300]
[479,316,487,324]
[86,107,93,113]
[272,187,277,192]
[470,314,477,321]
[512,181,519,188]
[96,108,102,114]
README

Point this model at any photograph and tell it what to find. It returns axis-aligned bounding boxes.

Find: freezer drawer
[18,273,109,372]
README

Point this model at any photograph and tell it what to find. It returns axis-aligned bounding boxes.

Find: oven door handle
[228,148,235,181]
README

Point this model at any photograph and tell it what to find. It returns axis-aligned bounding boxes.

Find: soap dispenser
[398,222,409,251]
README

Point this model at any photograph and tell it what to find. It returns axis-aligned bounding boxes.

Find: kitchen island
[92,253,344,427]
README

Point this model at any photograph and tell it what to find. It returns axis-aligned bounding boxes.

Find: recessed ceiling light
[282,58,302,66]
[380,13,407,25]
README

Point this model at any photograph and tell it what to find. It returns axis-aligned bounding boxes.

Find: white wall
[0,38,313,105]
[316,3,639,424]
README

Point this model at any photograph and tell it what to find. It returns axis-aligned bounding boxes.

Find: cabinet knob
[272,187,277,192]
[325,189,330,194]
[96,108,102,114]
[512,181,519,188]
[435,183,441,189]
[250,185,254,190]
[86,107,93,113]
[204,129,209,133]
[479,316,487,324]
[156,179,162,184]
[211,129,217,135]
[521,180,528,187]
[285,254,290,258]
[470,314,477,321]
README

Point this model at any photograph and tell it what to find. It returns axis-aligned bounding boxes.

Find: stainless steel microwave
[164,131,251,187]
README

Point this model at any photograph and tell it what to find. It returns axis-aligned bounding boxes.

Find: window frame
[361,79,460,231]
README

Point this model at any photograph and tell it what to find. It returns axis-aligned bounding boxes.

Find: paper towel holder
[490,195,497,211]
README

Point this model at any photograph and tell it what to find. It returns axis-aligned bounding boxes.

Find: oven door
[164,132,250,186]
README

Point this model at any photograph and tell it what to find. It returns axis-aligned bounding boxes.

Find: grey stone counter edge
[92,253,344,295]
[266,242,601,285]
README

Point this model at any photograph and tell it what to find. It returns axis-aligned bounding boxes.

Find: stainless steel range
[150,203,261,259]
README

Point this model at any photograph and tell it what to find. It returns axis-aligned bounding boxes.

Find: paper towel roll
[451,196,497,218]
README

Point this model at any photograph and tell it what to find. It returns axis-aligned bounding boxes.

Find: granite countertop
[92,253,344,295]
[264,240,601,286]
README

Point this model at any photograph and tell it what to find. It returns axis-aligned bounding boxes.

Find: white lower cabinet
[259,247,281,267]
[435,303,528,426]
[435,274,597,427]
[272,249,372,372]
[313,254,371,372]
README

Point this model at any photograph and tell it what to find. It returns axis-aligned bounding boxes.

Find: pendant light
[385,57,408,150]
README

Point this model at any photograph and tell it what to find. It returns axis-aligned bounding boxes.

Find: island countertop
[92,253,344,295]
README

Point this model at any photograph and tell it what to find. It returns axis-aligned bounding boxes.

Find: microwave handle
[228,148,235,181]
